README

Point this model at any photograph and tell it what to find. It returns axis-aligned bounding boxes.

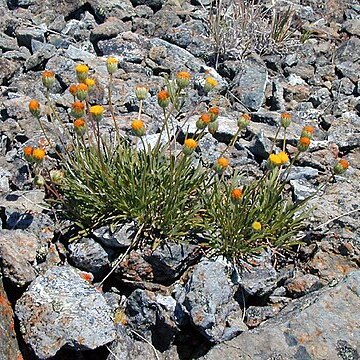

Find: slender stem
[283,127,287,152]
[269,126,281,154]
[108,73,122,143]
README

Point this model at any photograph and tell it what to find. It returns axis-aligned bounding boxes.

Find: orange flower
[23,146,34,162]
[32,148,46,163]
[237,113,251,129]
[231,188,243,203]
[29,100,40,117]
[215,157,229,173]
[76,83,88,101]
[157,90,170,108]
[42,70,55,89]
[74,118,86,135]
[131,119,146,136]
[280,112,292,128]
[333,159,349,175]
[196,113,211,129]
[176,71,191,89]
[208,107,219,121]
[301,125,315,139]
[71,101,85,118]
[183,138,197,155]
[298,136,310,152]
[69,84,78,96]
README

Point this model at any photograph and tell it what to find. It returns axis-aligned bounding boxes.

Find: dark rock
[132,0,164,11]
[93,222,136,249]
[0,278,22,360]
[16,27,45,50]
[15,265,116,359]
[231,57,268,111]
[68,237,111,277]
[285,273,322,298]
[183,259,247,343]
[285,63,315,81]
[245,305,281,328]
[201,271,360,360]
[0,229,40,288]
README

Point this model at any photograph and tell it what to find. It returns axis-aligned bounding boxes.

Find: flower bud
[90,105,104,122]
[33,174,45,187]
[280,112,291,128]
[106,57,118,74]
[183,138,197,155]
[214,157,229,174]
[231,188,243,204]
[237,113,251,129]
[85,78,96,91]
[74,118,86,136]
[42,70,55,89]
[131,119,146,137]
[301,125,315,139]
[203,76,218,93]
[135,84,149,101]
[208,121,219,135]
[50,169,64,185]
[29,100,40,117]
[297,137,310,152]
[32,148,46,164]
[176,71,191,89]
[23,146,34,163]
[157,90,170,108]
[69,84,78,97]
[196,113,211,130]
[71,102,85,119]
[333,159,349,175]
[208,107,219,122]
[76,83,88,101]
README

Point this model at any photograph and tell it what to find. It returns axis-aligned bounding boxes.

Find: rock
[93,222,136,248]
[285,273,322,298]
[24,42,56,70]
[336,61,360,83]
[285,63,315,81]
[68,237,111,277]
[0,278,22,360]
[0,229,40,288]
[126,289,179,350]
[0,58,20,85]
[132,0,164,10]
[16,27,45,50]
[90,17,131,43]
[245,305,281,328]
[0,32,19,52]
[231,57,268,111]
[342,19,360,36]
[183,259,247,343]
[290,179,318,201]
[15,265,116,359]
[335,37,360,64]
[201,271,360,360]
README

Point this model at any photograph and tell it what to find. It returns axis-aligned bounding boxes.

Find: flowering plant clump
[25,62,349,261]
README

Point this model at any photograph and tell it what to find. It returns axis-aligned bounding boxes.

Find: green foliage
[203,169,311,259]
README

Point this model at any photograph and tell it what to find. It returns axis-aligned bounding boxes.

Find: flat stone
[15,265,116,359]
[0,58,20,85]
[342,19,360,36]
[231,57,268,111]
[0,229,39,287]
[201,271,360,360]
[0,33,19,52]
[183,259,247,343]
[0,278,22,360]
[285,273,322,298]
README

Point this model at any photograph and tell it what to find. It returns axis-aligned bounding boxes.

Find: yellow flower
[268,153,282,167]
[252,221,262,231]
[90,105,104,121]
[32,148,46,163]
[75,64,89,82]
[176,71,191,89]
[280,112,292,128]
[183,138,197,155]
[157,90,170,108]
[106,57,118,74]
[231,188,243,204]
[42,70,55,89]
[203,76,218,92]
[29,100,40,117]
[131,119,146,136]
[215,157,229,173]
[278,151,289,165]
[85,78,96,90]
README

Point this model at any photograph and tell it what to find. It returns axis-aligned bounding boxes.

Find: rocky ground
[0,0,360,359]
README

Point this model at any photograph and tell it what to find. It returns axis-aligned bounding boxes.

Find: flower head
[203,76,218,92]
[298,136,310,152]
[176,71,191,89]
[85,78,96,90]
[42,70,55,89]
[215,157,229,174]
[75,64,89,82]
[69,84,78,97]
[208,121,219,135]
[183,138,197,155]
[106,57,118,74]
[76,83,88,101]
[32,148,46,164]
[333,159,349,175]
[208,107,219,122]
[231,188,243,204]
[74,118,86,136]
[301,125,315,139]
[71,101,85,119]
[280,112,292,128]
[196,113,211,130]
[50,169,64,185]
[278,151,289,165]
[252,221,262,231]
[29,100,40,117]
[157,90,170,108]
[268,153,282,168]
[237,113,251,129]
[90,105,104,121]
[131,119,146,136]
[23,146,34,162]
[135,84,149,101]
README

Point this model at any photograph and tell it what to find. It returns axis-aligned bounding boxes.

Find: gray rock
[335,37,360,64]
[232,57,268,111]
[0,229,40,287]
[245,305,280,328]
[0,278,22,360]
[16,27,45,50]
[93,222,136,248]
[287,166,319,181]
[328,112,360,149]
[342,19,360,36]
[15,265,116,359]
[0,58,20,85]
[24,42,56,70]
[290,179,317,201]
[183,259,247,343]
[90,17,131,43]
[285,63,315,81]
[201,271,360,360]
[0,32,19,52]
[68,237,110,276]
[126,289,179,350]
[336,61,360,83]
